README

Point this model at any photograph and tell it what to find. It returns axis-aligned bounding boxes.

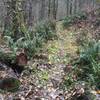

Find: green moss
[0,77,21,92]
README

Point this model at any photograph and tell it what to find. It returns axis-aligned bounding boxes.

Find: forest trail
[0,9,99,99]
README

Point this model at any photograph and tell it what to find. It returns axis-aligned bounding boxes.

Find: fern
[78,40,100,88]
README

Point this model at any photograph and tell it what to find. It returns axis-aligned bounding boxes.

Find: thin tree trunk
[4,1,11,31]
[48,0,51,19]
[28,0,33,27]
[53,0,58,20]
[66,0,70,16]
[39,0,45,20]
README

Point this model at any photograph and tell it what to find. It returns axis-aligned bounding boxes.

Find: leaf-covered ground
[0,9,100,100]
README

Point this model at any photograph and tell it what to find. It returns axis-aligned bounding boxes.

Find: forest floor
[0,9,100,100]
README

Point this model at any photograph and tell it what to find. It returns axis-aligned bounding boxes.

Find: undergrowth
[62,40,100,99]
[2,21,57,59]
[62,12,87,28]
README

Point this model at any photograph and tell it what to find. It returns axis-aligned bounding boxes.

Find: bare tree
[48,0,51,19]
[28,0,33,27]
[39,0,45,20]
[4,0,12,31]
[53,0,58,20]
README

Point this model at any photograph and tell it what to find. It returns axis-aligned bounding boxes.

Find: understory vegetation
[0,7,100,99]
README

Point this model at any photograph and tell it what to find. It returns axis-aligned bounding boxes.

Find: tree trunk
[28,0,33,27]
[48,0,51,19]
[39,0,45,20]
[53,0,58,20]
[4,1,12,32]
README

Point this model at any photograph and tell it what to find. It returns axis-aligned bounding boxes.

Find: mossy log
[0,77,21,92]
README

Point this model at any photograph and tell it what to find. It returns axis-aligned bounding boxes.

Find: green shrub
[62,12,87,28]
[77,40,100,88]
[61,40,100,98]
[3,20,57,59]
[35,21,57,41]
[4,31,43,59]
[62,16,74,28]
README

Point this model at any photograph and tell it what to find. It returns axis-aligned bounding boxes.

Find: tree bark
[28,0,33,27]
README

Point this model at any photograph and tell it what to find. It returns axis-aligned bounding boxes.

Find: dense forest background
[0,0,99,30]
